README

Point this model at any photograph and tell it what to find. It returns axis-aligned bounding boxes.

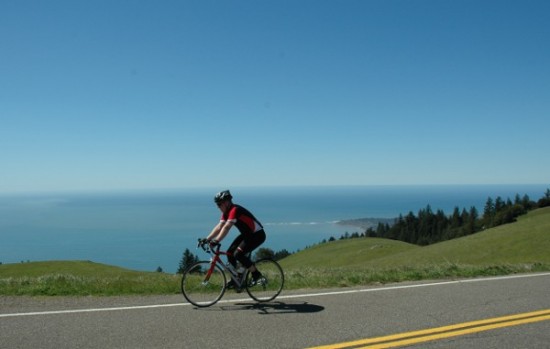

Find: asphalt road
[1,273,549,348]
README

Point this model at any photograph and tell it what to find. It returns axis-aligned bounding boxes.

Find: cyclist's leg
[226,235,245,290]
[227,235,243,268]
[235,230,266,279]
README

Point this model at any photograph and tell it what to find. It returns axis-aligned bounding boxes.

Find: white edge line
[2,272,549,318]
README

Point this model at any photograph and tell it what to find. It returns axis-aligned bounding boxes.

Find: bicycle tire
[245,258,284,302]
[181,261,226,307]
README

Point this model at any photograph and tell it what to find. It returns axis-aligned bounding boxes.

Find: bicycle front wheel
[246,259,284,302]
[181,261,226,307]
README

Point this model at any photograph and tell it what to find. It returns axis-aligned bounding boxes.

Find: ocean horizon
[1,184,548,273]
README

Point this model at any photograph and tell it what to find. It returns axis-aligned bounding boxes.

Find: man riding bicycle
[204,190,266,288]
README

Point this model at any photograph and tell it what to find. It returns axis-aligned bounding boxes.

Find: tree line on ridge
[337,188,550,246]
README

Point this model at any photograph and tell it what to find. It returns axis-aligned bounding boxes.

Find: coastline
[337,217,396,230]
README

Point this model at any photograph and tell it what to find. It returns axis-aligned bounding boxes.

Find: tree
[254,247,275,260]
[451,207,462,229]
[494,196,505,213]
[177,248,199,274]
[538,188,550,208]
[365,227,377,237]
[483,197,495,228]
[466,206,479,235]
[517,194,532,211]
[274,249,291,261]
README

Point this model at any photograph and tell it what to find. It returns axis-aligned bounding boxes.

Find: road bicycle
[181,239,284,307]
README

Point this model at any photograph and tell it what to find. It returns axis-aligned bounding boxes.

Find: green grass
[0,260,180,296]
[279,207,550,288]
[283,207,550,269]
[1,207,549,296]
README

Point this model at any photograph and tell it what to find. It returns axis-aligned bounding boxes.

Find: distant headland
[337,217,396,230]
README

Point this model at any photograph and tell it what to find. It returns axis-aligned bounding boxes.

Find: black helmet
[214,190,233,204]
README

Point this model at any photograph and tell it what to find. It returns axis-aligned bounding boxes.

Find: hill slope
[281,237,419,269]
[281,207,550,269]
[277,207,549,288]
[0,260,180,296]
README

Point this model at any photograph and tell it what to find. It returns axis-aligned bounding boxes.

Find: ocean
[0,184,547,273]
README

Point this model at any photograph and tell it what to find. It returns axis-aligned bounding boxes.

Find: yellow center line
[307,309,550,349]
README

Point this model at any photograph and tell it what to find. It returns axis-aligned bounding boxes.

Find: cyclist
[204,190,266,287]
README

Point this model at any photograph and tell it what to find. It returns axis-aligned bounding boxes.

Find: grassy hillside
[283,207,550,269]
[0,260,180,296]
[370,206,550,268]
[0,260,138,278]
[281,237,419,268]
[1,208,548,295]
[279,207,550,288]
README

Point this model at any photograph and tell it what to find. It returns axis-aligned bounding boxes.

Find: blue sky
[1,0,549,193]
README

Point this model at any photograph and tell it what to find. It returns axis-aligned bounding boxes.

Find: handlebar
[197,238,221,254]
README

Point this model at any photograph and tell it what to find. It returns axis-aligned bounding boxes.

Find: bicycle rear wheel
[245,259,284,302]
[181,261,226,307]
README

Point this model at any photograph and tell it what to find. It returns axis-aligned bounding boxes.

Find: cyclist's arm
[209,221,234,242]
[206,221,223,241]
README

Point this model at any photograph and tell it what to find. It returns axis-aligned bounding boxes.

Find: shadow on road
[218,301,325,315]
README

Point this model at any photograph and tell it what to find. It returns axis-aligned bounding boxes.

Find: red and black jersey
[220,204,263,237]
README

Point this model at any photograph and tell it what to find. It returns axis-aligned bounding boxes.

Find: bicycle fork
[202,255,222,285]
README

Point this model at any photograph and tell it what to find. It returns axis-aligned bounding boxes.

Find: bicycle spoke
[245,259,284,302]
[181,261,226,307]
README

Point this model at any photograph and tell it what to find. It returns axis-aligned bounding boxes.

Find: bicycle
[181,239,285,307]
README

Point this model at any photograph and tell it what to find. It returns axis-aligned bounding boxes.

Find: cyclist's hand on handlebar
[197,238,219,250]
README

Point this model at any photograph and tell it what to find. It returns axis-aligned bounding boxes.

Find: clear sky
[1,0,549,193]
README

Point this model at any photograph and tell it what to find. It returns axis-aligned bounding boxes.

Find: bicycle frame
[201,243,246,288]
